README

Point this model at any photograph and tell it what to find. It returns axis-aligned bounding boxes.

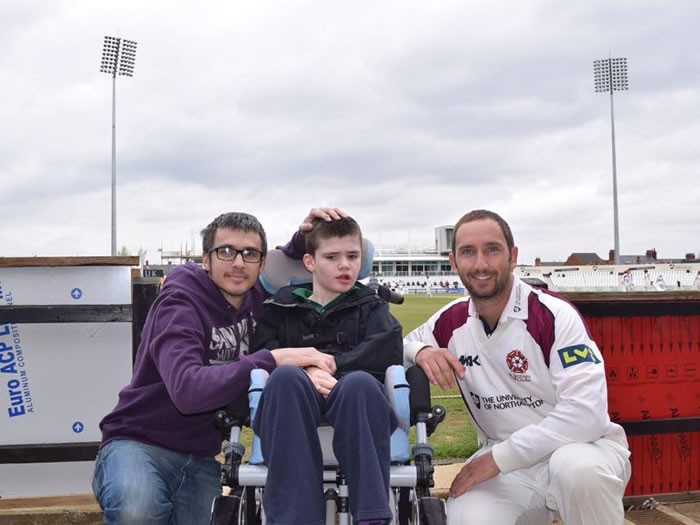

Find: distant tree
[138,247,148,267]
[116,246,148,266]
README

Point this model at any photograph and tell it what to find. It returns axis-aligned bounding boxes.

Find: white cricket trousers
[446,439,631,525]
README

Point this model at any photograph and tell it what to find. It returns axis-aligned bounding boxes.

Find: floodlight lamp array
[99,36,138,77]
[119,39,138,77]
[100,36,119,75]
[593,57,629,93]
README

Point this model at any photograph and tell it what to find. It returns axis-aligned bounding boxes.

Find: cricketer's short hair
[452,209,514,254]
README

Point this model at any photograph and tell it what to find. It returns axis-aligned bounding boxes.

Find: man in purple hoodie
[92,208,343,525]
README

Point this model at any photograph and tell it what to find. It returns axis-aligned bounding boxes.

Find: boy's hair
[305,217,362,256]
[200,212,268,255]
[452,209,514,254]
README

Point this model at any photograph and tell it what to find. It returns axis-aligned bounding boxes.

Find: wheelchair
[211,364,446,525]
[211,241,447,525]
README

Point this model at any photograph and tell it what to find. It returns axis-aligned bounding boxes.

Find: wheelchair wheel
[243,487,262,525]
[210,491,243,525]
[417,497,446,525]
[211,487,262,525]
[392,487,419,525]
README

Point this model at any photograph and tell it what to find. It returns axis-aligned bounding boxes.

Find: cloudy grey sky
[1,0,698,265]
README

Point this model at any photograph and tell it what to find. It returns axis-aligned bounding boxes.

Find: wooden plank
[0,257,139,268]
[0,494,99,511]
[0,305,132,324]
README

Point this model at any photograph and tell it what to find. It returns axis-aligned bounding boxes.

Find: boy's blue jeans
[92,439,221,525]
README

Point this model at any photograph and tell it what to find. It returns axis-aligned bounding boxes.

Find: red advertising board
[570,293,700,497]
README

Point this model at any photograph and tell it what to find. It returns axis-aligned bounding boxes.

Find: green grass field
[390,294,477,460]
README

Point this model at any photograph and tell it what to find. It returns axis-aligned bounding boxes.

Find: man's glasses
[210,245,264,263]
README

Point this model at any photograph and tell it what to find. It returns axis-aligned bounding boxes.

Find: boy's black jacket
[250,282,403,381]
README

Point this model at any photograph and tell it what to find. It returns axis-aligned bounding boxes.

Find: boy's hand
[270,347,336,374]
[299,207,347,234]
[305,366,338,397]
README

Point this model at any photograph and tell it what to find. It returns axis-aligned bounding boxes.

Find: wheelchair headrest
[260,238,375,295]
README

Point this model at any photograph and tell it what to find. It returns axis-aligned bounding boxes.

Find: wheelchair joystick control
[426,405,446,437]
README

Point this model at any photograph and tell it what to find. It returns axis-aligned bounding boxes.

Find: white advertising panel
[0,260,135,499]
[0,461,95,498]
[0,266,132,305]
[1,322,132,444]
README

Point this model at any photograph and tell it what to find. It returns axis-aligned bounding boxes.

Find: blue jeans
[92,439,221,525]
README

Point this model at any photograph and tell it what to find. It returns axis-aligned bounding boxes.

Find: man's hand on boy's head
[299,207,347,234]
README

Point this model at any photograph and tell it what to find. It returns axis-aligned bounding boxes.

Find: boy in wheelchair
[249,216,403,525]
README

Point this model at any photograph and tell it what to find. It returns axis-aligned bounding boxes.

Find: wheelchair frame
[211,366,447,525]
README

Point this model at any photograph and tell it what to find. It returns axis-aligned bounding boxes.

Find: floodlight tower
[100,36,137,256]
[594,56,628,265]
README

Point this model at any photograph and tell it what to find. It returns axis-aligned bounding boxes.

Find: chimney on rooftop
[608,249,615,262]
[645,248,658,260]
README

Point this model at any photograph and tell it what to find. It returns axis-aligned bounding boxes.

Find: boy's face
[303,234,362,299]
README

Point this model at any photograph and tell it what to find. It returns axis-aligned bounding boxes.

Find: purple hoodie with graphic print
[99,235,302,457]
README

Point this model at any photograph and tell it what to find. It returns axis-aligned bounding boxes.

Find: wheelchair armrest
[384,365,410,431]
[406,365,446,436]
[385,365,411,463]
[248,369,270,465]
[406,365,431,425]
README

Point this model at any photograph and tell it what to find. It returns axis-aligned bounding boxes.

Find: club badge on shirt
[506,349,531,382]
